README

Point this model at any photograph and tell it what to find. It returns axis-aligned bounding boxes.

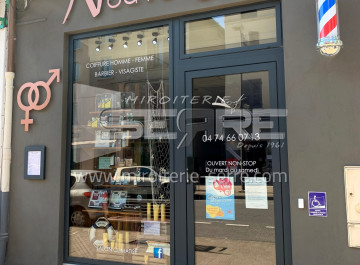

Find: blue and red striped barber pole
[316,0,343,56]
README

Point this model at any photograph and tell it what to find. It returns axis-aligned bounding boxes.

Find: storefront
[6,0,360,265]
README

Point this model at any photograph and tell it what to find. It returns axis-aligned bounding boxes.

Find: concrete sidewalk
[195,236,275,265]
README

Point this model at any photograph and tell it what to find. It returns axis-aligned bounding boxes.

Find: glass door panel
[186,64,282,265]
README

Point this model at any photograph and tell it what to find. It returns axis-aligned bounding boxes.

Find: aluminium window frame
[65,19,175,265]
[179,1,283,59]
[64,2,290,265]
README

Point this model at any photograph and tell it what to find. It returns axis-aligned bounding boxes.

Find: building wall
[0,0,8,190]
[282,0,360,264]
[6,0,360,264]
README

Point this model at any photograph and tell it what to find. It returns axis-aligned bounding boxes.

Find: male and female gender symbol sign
[17,69,60,132]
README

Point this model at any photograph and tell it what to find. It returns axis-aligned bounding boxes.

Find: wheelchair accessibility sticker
[308,192,327,217]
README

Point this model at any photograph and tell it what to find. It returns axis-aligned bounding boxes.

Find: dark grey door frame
[174,53,292,265]
[183,62,286,265]
[172,4,292,264]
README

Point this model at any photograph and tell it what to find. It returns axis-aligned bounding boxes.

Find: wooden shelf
[102,184,138,188]
[73,146,130,150]
[88,123,142,130]
[92,147,128,150]
[90,109,135,114]
[82,212,170,224]
[84,209,141,215]
[107,215,170,224]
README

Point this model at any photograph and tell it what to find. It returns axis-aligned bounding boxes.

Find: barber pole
[316,0,343,56]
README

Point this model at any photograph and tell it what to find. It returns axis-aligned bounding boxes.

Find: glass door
[184,63,285,265]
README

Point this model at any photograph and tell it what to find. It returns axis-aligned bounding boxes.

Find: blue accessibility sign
[308,191,327,217]
[154,248,164,259]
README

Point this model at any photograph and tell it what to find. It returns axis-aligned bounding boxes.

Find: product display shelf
[88,123,143,130]
[84,209,142,215]
[84,209,142,231]
[92,147,127,150]
[107,215,146,224]
[102,184,138,188]
[89,109,136,115]
[104,216,170,224]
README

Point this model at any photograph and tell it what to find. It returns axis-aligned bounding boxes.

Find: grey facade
[4,0,360,264]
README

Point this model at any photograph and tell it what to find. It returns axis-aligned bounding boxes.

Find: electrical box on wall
[344,167,360,248]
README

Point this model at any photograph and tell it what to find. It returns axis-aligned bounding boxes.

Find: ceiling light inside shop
[152,32,159,45]
[122,36,129,48]
[108,38,115,50]
[95,40,102,52]
[137,34,144,46]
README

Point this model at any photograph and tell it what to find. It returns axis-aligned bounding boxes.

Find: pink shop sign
[63,0,150,24]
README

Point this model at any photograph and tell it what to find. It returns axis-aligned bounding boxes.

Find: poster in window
[109,191,127,209]
[99,157,112,169]
[244,177,268,209]
[206,176,235,220]
[88,190,108,208]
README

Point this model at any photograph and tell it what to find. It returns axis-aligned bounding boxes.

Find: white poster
[144,221,161,236]
[27,151,41,176]
[245,177,268,209]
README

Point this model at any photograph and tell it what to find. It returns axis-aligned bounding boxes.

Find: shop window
[69,25,171,264]
[185,8,277,54]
